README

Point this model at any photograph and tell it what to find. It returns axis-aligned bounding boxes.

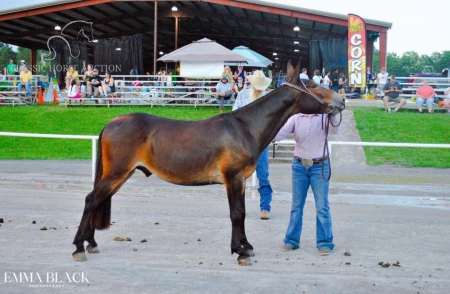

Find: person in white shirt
[312,70,322,85]
[376,67,389,98]
[322,71,331,89]
[299,68,309,80]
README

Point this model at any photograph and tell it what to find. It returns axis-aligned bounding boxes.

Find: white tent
[157,38,250,78]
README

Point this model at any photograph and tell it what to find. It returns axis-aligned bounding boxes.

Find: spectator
[338,73,347,97]
[215,75,233,113]
[82,64,94,84]
[233,65,247,84]
[17,66,32,100]
[232,70,273,219]
[67,79,83,105]
[222,66,234,87]
[65,65,79,91]
[171,66,182,86]
[415,80,436,114]
[299,68,308,80]
[443,87,450,115]
[98,72,115,98]
[376,67,389,98]
[130,66,138,75]
[322,71,331,89]
[233,76,246,94]
[275,113,339,255]
[19,60,27,72]
[86,68,102,98]
[382,75,405,113]
[312,69,322,85]
[330,68,339,92]
[6,59,17,80]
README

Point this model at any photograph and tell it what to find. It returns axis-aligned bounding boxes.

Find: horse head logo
[45,20,96,61]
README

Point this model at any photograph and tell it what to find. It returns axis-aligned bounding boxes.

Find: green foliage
[352,107,450,168]
[0,105,225,160]
[372,49,450,76]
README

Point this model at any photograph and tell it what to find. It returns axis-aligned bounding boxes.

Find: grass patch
[351,107,450,168]
[0,105,225,160]
[1,105,449,168]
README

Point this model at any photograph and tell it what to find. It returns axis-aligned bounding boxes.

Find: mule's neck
[232,87,299,153]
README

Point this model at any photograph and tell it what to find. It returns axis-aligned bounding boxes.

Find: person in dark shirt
[86,69,102,98]
[382,75,405,113]
[330,68,339,93]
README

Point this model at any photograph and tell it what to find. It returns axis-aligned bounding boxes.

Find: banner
[348,14,366,88]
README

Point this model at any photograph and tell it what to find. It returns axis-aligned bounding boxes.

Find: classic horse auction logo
[45,20,96,61]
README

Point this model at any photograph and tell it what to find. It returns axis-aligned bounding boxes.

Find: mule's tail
[90,129,112,230]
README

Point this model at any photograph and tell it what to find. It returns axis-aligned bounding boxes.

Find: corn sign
[348,14,366,88]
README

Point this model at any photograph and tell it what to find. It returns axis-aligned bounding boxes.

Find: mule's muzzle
[328,92,345,115]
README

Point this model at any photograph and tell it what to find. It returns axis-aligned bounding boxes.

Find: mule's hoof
[86,245,100,254]
[246,249,255,257]
[237,257,251,266]
[72,252,87,261]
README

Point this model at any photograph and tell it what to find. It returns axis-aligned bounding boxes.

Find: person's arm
[108,78,114,87]
[444,87,450,96]
[274,115,296,142]
[382,83,390,94]
[396,83,403,93]
[376,74,380,85]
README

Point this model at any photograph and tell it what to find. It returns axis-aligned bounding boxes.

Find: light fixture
[294,41,299,44]
[93,39,98,43]
[275,57,279,60]
[171,6,178,12]
[55,25,61,31]
[159,51,164,55]
[115,47,121,51]
[293,26,300,31]
[273,52,277,56]
[294,49,299,52]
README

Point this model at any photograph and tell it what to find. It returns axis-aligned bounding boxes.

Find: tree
[0,43,17,74]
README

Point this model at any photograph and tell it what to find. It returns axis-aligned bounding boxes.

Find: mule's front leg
[226,176,252,266]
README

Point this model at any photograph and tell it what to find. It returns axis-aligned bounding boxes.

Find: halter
[284,79,337,114]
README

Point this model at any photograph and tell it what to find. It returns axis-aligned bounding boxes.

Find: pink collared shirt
[274,114,340,159]
[416,85,435,99]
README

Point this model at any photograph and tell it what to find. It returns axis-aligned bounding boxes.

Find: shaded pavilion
[0,0,392,75]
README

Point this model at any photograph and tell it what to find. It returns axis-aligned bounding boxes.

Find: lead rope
[321,112,343,181]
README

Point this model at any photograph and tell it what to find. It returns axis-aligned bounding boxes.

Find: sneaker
[392,109,398,113]
[447,111,450,115]
[281,244,295,252]
[318,247,331,256]
[387,109,392,113]
[260,210,270,220]
[418,111,423,114]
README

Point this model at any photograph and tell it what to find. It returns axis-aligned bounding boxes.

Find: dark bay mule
[72,61,345,265]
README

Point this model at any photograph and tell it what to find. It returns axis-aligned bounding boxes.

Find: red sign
[348,14,366,88]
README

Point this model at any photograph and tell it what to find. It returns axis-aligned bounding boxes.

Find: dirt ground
[1,106,449,293]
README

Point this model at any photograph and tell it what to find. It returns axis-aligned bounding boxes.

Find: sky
[261,0,450,56]
[2,0,449,56]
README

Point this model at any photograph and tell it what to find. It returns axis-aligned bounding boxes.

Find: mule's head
[284,60,345,116]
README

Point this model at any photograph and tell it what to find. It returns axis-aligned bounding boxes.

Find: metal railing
[1,132,449,185]
[0,132,98,182]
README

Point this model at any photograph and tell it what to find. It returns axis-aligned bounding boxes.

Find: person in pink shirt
[274,113,339,256]
[416,80,436,114]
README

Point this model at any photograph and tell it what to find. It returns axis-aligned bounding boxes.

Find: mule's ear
[286,60,295,83]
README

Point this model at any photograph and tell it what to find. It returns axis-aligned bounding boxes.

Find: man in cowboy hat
[232,70,273,220]
[216,75,233,113]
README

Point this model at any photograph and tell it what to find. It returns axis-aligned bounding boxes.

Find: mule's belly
[150,166,225,186]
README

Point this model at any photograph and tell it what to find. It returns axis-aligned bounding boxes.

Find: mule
[72,61,345,265]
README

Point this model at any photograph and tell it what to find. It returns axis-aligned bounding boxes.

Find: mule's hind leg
[72,172,133,261]
[225,176,252,266]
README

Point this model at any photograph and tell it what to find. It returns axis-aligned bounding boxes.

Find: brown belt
[294,156,328,167]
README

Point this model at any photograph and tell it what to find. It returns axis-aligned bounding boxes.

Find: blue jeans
[284,159,334,250]
[416,97,434,109]
[18,82,32,97]
[256,146,272,212]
